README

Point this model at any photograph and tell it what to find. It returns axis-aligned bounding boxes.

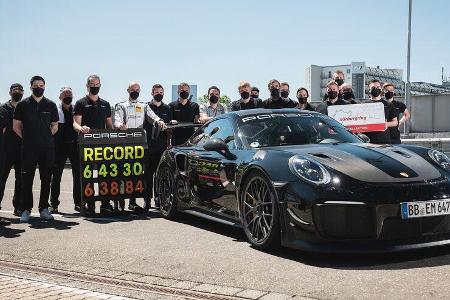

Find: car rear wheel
[156,164,178,219]
[240,170,281,250]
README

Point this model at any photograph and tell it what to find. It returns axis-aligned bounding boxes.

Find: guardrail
[402,138,450,155]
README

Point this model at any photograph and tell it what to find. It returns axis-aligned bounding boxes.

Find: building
[305,62,450,101]
[171,84,198,102]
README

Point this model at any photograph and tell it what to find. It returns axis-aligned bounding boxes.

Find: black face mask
[328,91,338,100]
[129,91,139,100]
[335,79,344,86]
[270,88,280,97]
[154,94,163,102]
[11,93,23,102]
[240,91,250,99]
[251,94,259,99]
[89,86,100,95]
[297,96,308,104]
[370,87,382,98]
[280,90,289,98]
[209,95,219,104]
[179,91,189,100]
[62,97,73,105]
[32,87,44,98]
[342,91,353,100]
[384,91,394,100]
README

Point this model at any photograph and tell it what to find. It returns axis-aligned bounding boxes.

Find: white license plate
[401,199,450,219]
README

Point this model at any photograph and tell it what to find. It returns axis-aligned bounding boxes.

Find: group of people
[0,71,410,224]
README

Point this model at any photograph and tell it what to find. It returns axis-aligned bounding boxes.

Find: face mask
[251,94,259,99]
[240,91,250,99]
[11,93,23,102]
[335,79,344,86]
[328,91,338,100]
[89,86,100,95]
[370,87,382,97]
[32,87,44,98]
[154,94,163,102]
[63,97,73,105]
[342,91,353,100]
[384,91,394,100]
[209,95,219,104]
[297,96,308,104]
[129,91,139,100]
[280,90,289,98]
[179,91,189,100]
[270,87,279,97]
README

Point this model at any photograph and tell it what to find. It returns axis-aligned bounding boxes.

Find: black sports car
[155,109,450,252]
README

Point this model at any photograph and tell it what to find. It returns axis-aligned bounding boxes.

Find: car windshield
[237,112,362,148]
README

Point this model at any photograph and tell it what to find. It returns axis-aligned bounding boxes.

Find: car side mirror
[357,133,370,143]
[203,138,236,160]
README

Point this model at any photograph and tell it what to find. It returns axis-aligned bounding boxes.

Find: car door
[188,118,239,218]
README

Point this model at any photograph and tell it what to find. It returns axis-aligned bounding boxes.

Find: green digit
[123,163,131,176]
[83,165,92,179]
[110,163,118,177]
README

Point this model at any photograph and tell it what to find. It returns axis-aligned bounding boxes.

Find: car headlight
[289,155,331,185]
[429,150,450,171]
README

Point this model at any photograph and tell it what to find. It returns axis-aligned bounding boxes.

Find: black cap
[10,83,24,92]
[251,87,259,92]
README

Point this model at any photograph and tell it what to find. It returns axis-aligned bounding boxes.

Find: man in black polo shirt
[143,84,172,210]
[50,87,80,213]
[0,83,24,216]
[0,103,11,225]
[73,74,113,214]
[169,82,200,146]
[383,82,410,144]
[13,76,59,223]
[316,80,350,115]
[263,79,296,109]
[360,80,398,144]
[230,81,263,111]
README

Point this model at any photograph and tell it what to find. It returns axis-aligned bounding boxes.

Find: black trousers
[21,146,54,212]
[0,149,22,210]
[145,151,164,201]
[50,142,80,208]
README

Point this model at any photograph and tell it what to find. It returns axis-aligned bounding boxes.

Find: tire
[156,163,178,220]
[240,170,281,250]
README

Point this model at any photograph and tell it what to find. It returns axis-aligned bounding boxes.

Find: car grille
[380,215,450,241]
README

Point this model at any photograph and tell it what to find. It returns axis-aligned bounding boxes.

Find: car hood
[268,143,442,183]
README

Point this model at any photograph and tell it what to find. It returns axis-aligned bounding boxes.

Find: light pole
[405,0,412,135]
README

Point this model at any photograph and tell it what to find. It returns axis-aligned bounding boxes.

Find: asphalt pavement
[0,169,449,299]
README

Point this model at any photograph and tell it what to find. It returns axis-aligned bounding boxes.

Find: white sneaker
[20,210,31,223]
[39,208,54,220]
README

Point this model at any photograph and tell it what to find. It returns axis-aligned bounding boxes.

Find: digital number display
[79,129,148,202]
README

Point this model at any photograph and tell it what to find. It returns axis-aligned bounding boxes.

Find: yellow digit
[83,165,92,179]
[123,163,131,176]
[110,163,118,177]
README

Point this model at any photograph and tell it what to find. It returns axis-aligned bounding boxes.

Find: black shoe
[128,203,144,213]
[0,218,11,226]
[100,203,114,214]
[13,209,22,217]
[74,205,81,212]
[49,207,59,214]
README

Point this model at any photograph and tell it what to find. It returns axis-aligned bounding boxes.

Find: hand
[157,120,166,130]
[80,126,91,133]
[119,124,128,130]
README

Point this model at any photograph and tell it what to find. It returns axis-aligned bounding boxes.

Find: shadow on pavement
[28,218,79,230]
[174,213,247,243]
[81,210,162,224]
[0,217,25,238]
[263,244,450,270]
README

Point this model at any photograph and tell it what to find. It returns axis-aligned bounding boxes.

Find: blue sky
[1,0,449,104]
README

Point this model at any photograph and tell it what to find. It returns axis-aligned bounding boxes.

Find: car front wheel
[240,170,281,250]
[156,164,178,219]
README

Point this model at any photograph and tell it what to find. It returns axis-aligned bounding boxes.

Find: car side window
[190,121,219,147]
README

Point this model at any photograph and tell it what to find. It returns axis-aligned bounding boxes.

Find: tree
[198,94,231,108]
